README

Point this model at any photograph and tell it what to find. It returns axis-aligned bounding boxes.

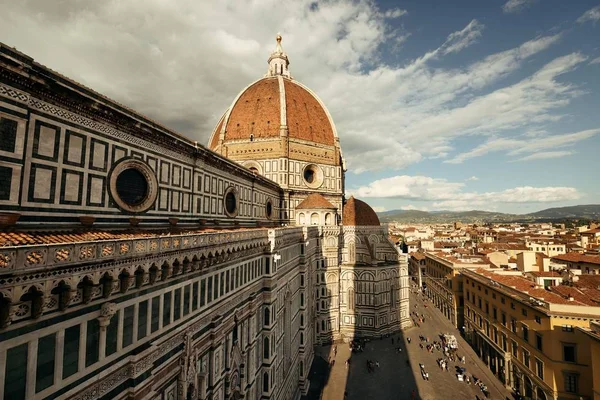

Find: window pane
[138,301,148,340]
[122,305,134,348]
[184,285,191,315]
[36,333,56,393]
[192,282,199,311]
[174,288,181,321]
[63,325,80,379]
[86,319,100,367]
[5,343,28,399]
[106,310,119,356]
[151,296,160,333]
[163,292,171,327]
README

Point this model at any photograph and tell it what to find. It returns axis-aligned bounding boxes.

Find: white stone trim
[277,75,287,128]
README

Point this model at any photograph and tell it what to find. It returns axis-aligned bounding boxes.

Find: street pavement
[405,288,515,400]
[311,288,515,400]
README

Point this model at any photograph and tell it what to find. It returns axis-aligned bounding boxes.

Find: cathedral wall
[0,227,318,400]
[0,58,281,227]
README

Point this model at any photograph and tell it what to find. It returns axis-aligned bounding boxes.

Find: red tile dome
[342,196,381,226]
[209,76,336,149]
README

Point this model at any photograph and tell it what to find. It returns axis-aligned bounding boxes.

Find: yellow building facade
[423,252,488,330]
[463,269,600,400]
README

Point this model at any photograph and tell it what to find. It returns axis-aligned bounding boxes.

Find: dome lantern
[266,33,291,78]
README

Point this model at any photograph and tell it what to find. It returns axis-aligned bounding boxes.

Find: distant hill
[525,205,600,220]
[377,204,600,223]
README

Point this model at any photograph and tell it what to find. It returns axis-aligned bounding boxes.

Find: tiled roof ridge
[296,193,336,210]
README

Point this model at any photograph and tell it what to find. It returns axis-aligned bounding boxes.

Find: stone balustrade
[0,229,269,274]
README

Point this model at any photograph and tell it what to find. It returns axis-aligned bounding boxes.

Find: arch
[524,376,533,398]
[161,261,170,281]
[172,259,181,275]
[263,371,269,392]
[263,337,270,359]
[536,387,547,400]
[119,269,131,293]
[325,212,332,225]
[20,286,44,319]
[298,213,305,225]
[100,272,114,299]
[50,280,71,311]
[264,307,270,326]
[149,264,159,284]
[0,292,12,328]
[135,267,145,288]
[78,276,95,304]
[310,212,319,225]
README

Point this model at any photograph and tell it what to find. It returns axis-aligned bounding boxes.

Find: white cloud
[0,1,592,174]
[513,151,574,161]
[577,5,600,24]
[590,57,600,65]
[353,175,582,205]
[401,205,428,211]
[383,9,407,19]
[466,176,479,181]
[502,0,536,14]
[441,19,484,55]
[446,128,599,164]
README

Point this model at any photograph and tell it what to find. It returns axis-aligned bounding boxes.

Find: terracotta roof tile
[0,228,260,247]
[342,197,380,226]
[296,193,336,210]
[209,77,336,149]
[552,253,600,265]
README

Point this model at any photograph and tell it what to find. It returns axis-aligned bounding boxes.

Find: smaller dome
[296,193,336,210]
[343,196,380,226]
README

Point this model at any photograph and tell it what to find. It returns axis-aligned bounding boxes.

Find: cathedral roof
[208,35,338,151]
[342,197,381,226]
[296,193,336,210]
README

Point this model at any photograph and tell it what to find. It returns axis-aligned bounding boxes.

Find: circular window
[109,158,158,213]
[266,199,273,219]
[223,186,238,217]
[304,168,315,183]
[116,168,148,206]
[302,164,324,189]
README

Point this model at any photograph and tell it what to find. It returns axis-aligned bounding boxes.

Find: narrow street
[406,287,515,400]
[310,287,517,400]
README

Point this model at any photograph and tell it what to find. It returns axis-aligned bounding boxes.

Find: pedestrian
[411,389,416,400]
[407,337,411,343]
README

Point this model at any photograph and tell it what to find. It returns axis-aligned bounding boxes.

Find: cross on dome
[266,33,291,78]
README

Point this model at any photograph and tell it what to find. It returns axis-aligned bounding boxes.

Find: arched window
[325,213,332,225]
[263,337,270,359]
[348,287,355,310]
[263,371,269,392]
[298,213,305,225]
[321,320,325,331]
[311,212,319,225]
[264,307,270,326]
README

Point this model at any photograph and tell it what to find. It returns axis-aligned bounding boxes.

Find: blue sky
[0,0,599,214]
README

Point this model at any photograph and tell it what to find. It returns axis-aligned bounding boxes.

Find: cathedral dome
[208,35,342,168]
[209,77,336,148]
[343,196,381,226]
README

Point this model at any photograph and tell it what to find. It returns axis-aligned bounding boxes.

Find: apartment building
[463,269,600,400]
[423,252,489,329]
[526,241,566,258]
[552,253,600,275]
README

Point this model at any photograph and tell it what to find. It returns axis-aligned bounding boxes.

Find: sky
[1,0,599,214]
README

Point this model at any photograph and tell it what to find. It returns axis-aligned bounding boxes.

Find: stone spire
[266,33,291,78]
